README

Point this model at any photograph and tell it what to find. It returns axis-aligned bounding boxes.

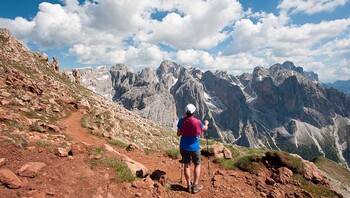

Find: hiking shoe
[192,184,203,194]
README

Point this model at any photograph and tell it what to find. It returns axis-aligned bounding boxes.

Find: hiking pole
[207,129,210,178]
[179,160,183,184]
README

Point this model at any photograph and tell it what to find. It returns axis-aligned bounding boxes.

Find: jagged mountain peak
[3,28,350,198]
[156,60,180,78]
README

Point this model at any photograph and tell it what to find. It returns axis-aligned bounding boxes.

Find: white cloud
[278,0,349,15]
[0,0,349,82]
[69,42,169,69]
[135,0,243,49]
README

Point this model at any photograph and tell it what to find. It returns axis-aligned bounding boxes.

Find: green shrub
[109,139,127,148]
[166,148,181,159]
[35,140,52,148]
[213,158,236,170]
[235,155,261,174]
[293,174,339,197]
[90,147,104,156]
[90,157,135,182]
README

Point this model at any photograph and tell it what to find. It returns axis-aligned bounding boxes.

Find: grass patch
[35,140,52,148]
[166,148,181,159]
[235,155,261,174]
[199,138,216,146]
[313,156,350,187]
[90,147,104,156]
[89,157,135,182]
[108,139,127,148]
[213,158,237,170]
[293,174,339,197]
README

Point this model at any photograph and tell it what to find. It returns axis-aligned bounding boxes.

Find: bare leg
[184,163,191,187]
[194,164,201,185]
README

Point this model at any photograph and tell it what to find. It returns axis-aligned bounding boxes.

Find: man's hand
[203,120,209,131]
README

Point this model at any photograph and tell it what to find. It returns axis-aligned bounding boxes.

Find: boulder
[303,160,328,184]
[17,162,46,178]
[0,169,22,189]
[126,143,140,151]
[212,142,224,158]
[272,167,293,184]
[55,147,71,157]
[223,147,233,159]
[212,142,232,159]
[104,144,148,177]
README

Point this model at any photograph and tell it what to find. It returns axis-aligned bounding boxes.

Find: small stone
[0,158,7,167]
[17,162,46,178]
[55,147,70,157]
[135,193,142,197]
[0,169,22,189]
[265,177,275,185]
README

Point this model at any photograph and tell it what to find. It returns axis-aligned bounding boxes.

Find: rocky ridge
[77,58,350,169]
[1,28,349,197]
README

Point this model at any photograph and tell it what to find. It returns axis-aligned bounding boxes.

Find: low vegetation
[292,174,339,197]
[88,147,135,182]
[108,139,128,148]
[313,156,350,187]
[165,148,181,159]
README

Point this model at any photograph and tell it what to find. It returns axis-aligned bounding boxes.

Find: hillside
[1,28,349,197]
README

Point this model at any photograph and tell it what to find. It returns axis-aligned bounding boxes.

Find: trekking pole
[179,159,183,184]
[207,130,210,178]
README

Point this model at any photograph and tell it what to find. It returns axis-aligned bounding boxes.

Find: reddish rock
[126,143,140,151]
[17,162,46,178]
[272,167,293,184]
[47,124,60,133]
[0,168,22,189]
[0,91,11,97]
[303,160,328,184]
[223,147,233,159]
[55,147,70,157]
[212,142,225,158]
[0,99,10,106]
[267,189,285,198]
[0,158,7,166]
[265,177,275,185]
[21,94,32,102]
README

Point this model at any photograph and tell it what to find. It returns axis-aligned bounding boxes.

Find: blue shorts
[180,149,201,165]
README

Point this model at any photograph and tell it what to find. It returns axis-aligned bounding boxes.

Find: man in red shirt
[177,104,209,194]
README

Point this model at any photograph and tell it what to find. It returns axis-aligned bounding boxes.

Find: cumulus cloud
[136,0,243,49]
[278,0,349,15]
[0,0,349,82]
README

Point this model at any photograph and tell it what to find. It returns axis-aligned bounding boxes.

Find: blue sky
[0,0,350,82]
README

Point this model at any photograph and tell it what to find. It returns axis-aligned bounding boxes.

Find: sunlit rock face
[78,60,350,169]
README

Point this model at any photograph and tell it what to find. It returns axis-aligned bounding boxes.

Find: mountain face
[78,60,350,168]
[326,80,350,95]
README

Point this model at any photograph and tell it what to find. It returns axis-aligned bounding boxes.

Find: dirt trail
[62,111,101,145]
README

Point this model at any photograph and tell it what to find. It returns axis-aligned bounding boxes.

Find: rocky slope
[1,28,350,197]
[77,59,350,170]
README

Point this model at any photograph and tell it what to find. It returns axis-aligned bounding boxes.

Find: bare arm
[202,120,209,131]
[177,128,182,136]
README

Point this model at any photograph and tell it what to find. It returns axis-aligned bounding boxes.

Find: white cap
[185,104,196,114]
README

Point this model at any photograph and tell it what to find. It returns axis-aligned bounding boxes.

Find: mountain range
[2,28,350,197]
[77,60,350,169]
[326,80,350,95]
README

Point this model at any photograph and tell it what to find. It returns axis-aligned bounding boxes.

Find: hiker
[177,104,209,193]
